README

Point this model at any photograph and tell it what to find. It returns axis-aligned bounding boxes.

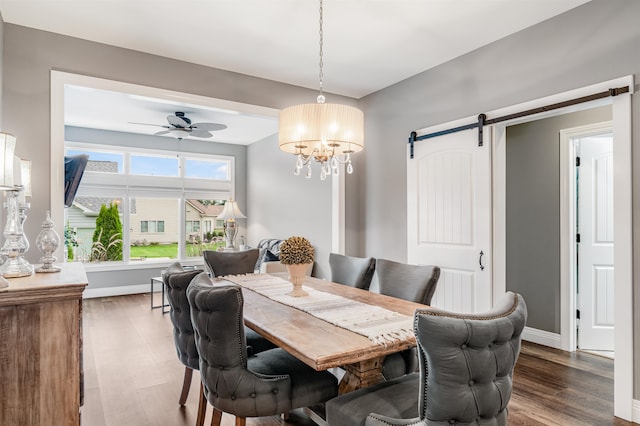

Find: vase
[286,263,310,297]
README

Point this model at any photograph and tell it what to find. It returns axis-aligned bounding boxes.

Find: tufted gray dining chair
[186,272,339,426]
[329,252,376,290]
[162,263,208,425]
[325,291,527,426]
[201,250,277,355]
[163,263,275,426]
[374,258,440,305]
[373,258,441,380]
[202,249,262,277]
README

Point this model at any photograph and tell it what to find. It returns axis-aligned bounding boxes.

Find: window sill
[69,259,204,273]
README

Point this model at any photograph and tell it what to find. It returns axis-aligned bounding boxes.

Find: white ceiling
[1,0,591,144]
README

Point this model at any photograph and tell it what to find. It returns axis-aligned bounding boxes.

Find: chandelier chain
[318,0,324,98]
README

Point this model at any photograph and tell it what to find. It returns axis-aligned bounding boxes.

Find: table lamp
[0,155,34,278]
[0,133,18,288]
[216,199,246,251]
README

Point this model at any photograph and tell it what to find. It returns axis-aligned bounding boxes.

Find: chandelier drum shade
[278,102,364,156]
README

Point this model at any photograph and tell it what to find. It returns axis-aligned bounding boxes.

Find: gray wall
[247,134,332,279]
[505,106,611,333]
[358,0,640,396]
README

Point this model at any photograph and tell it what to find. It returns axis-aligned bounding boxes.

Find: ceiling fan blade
[129,121,169,128]
[192,122,227,132]
[167,114,190,128]
[154,130,172,136]
[189,130,213,138]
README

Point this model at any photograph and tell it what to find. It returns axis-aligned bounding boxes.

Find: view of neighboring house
[66,195,225,260]
[185,199,225,242]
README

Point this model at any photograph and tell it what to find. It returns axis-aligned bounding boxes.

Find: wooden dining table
[234,273,427,394]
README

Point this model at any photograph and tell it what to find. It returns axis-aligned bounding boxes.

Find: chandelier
[278,0,364,180]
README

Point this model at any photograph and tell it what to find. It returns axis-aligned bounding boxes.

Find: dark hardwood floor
[82,293,633,426]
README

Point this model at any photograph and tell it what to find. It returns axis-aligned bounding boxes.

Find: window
[64,143,234,265]
[141,220,165,233]
[185,220,200,233]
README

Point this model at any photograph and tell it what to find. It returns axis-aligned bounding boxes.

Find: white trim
[559,122,613,352]
[331,166,346,254]
[487,75,633,421]
[612,85,634,421]
[51,70,280,262]
[522,327,563,349]
[83,283,153,299]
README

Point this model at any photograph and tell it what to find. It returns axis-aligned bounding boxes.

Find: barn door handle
[479,251,485,271]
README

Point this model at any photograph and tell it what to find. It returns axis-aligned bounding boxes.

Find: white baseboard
[632,399,640,424]
[522,326,563,349]
[83,283,158,299]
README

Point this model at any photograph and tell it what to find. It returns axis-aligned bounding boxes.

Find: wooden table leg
[338,356,384,394]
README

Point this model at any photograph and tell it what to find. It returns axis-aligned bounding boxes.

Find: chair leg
[235,417,246,426]
[210,407,223,426]
[179,367,194,406]
[196,381,207,426]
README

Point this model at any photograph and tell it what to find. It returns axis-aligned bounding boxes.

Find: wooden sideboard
[0,263,88,426]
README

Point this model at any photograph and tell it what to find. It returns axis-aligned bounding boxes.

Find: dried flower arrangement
[279,236,314,265]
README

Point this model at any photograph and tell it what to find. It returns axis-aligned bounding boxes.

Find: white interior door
[407,127,492,313]
[577,134,614,351]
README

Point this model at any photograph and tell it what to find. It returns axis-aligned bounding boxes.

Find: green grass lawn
[130,242,224,259]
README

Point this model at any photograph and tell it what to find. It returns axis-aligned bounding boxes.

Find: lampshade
[216,200,246,221]
[0,133,16,190]
[20,159,32,198]
[278,102,364,156]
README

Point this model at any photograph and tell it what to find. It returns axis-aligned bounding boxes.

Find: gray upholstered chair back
[162,262,204,370]
[187,273,291,415]
[202,248,261,277]
[329,253,376,290]
[366,291,527,426]
[375,259,440,305]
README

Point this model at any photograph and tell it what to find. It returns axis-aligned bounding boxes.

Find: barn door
[407,127,492,313]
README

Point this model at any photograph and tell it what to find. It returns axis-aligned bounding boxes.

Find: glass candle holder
[35,210,62,273]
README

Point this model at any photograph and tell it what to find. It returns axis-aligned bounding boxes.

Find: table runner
[224,273,414,346]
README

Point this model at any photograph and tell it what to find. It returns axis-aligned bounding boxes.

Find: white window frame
[63,142,234,267]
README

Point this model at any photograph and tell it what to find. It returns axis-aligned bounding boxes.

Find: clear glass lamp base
[0,256,34,278]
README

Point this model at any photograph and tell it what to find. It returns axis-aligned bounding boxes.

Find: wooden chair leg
[235,417,246,426]
[179,367,194,406]
[196,381,207,426]
[210,407,223,426]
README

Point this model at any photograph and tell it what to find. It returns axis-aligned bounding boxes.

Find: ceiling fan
[131,111,227,140]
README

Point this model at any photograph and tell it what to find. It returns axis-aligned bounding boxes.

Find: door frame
[492,75,633,420]
[559,121,614,353]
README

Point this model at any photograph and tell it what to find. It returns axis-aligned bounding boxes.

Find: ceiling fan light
[169,128,190,138]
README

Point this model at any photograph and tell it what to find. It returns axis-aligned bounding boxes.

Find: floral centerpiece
[279,236,314,297]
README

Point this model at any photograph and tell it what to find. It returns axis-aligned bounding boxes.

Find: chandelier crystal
[278,0,364,180]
